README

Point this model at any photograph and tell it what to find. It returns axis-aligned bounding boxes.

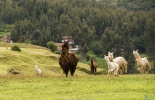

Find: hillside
[0,43,104,77]
[1,0,155,71]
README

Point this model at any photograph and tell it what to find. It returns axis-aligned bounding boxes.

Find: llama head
[90,57,94,61]
[108,51,114,61]
[35,65,38,69]
[62,41,69,48]
[133,50,139,58]
[104,55,109,61]
[62,41,69,53]
[133,50,138,54]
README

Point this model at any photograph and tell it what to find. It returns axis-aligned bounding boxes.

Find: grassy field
[0,74,155,100]
[0,43,155,100]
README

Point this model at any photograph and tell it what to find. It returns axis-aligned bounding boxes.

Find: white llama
[104,55,119,76]
[108,51,128,74]
[34,65,42,75]
[133,50,151,73]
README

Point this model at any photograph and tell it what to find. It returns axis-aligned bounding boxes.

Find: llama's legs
[125,66,128,73]
[94,68,97,74]
[64,69,69,77]
[108,68,115,76]
[146,64,151,72]
[108,69,111,76]
[139,67,144,74]
[92,68,95,74]
[114,67,119,77]
[120,69,123,75]
[141,67,144,74]
[91,67,93,74]
[70,68,75,76]
[114,70,118,77]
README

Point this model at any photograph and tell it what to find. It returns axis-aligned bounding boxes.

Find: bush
[55,51,61,54]
[47,41,57,52]
[11,45,21,52]
[86,55,90,62]
[0,28,5,32]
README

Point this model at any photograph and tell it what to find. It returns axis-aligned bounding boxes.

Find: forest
[0,0,155,72]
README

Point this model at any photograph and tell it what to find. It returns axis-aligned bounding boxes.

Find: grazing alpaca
[35,65,42,75]
[104,55,119,76]
[90,58,97,74]
[133,50,151,73]
[108,51,128,74]
[59,41,79,77]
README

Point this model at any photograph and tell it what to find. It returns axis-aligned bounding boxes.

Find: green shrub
[54,51,61,54]
[47,41,57,52]
[0,28,5,32]
[86,55,90,62]
[11,45,21,52]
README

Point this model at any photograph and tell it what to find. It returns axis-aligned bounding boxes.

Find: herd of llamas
[5,41,151,77]
[58,41,151,77]
[98,50,150,77]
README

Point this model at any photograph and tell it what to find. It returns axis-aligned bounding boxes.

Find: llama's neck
[61,52,69,58]
[134,53,141,60]
[109,57,114,62]
[61,48,69,58]
[106,60,113,69]
[91,59,94,66]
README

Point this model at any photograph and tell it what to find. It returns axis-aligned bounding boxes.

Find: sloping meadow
[0,43,103,77]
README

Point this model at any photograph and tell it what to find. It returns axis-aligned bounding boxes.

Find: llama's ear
[112,52,114,54]
[108,51,110,54]
[136,50,138,52]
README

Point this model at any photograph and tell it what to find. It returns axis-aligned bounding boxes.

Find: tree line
[0,0,155,71]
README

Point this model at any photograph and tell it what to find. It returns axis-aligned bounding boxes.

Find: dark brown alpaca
[59,41,79,77]
[90,58,97,74]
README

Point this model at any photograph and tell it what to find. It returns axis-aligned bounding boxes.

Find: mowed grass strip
[0,74,154,100]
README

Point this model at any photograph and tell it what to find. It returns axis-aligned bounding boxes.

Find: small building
[69,48,79,53]
[55,43,73,51]
[61,36,74,44]
[55,43,64,51]
[55,36,79,53]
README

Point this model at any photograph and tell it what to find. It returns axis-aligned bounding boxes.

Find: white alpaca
[104,55,119,76]
[133,50,151,73]
[35,65,42,75]
[108,51,128,74]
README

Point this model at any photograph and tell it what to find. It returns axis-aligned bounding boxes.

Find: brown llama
[59,41,79,77]
[90,58,97,74]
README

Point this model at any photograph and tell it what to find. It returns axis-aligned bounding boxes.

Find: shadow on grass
[77,67,106,75]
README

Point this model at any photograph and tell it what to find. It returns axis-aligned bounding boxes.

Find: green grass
[0,42,154,100]
[0,74,155,100]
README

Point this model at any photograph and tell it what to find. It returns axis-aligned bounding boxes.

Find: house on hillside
[61,36,74,44]
[0,35,11,43]
[55,36,79,53]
